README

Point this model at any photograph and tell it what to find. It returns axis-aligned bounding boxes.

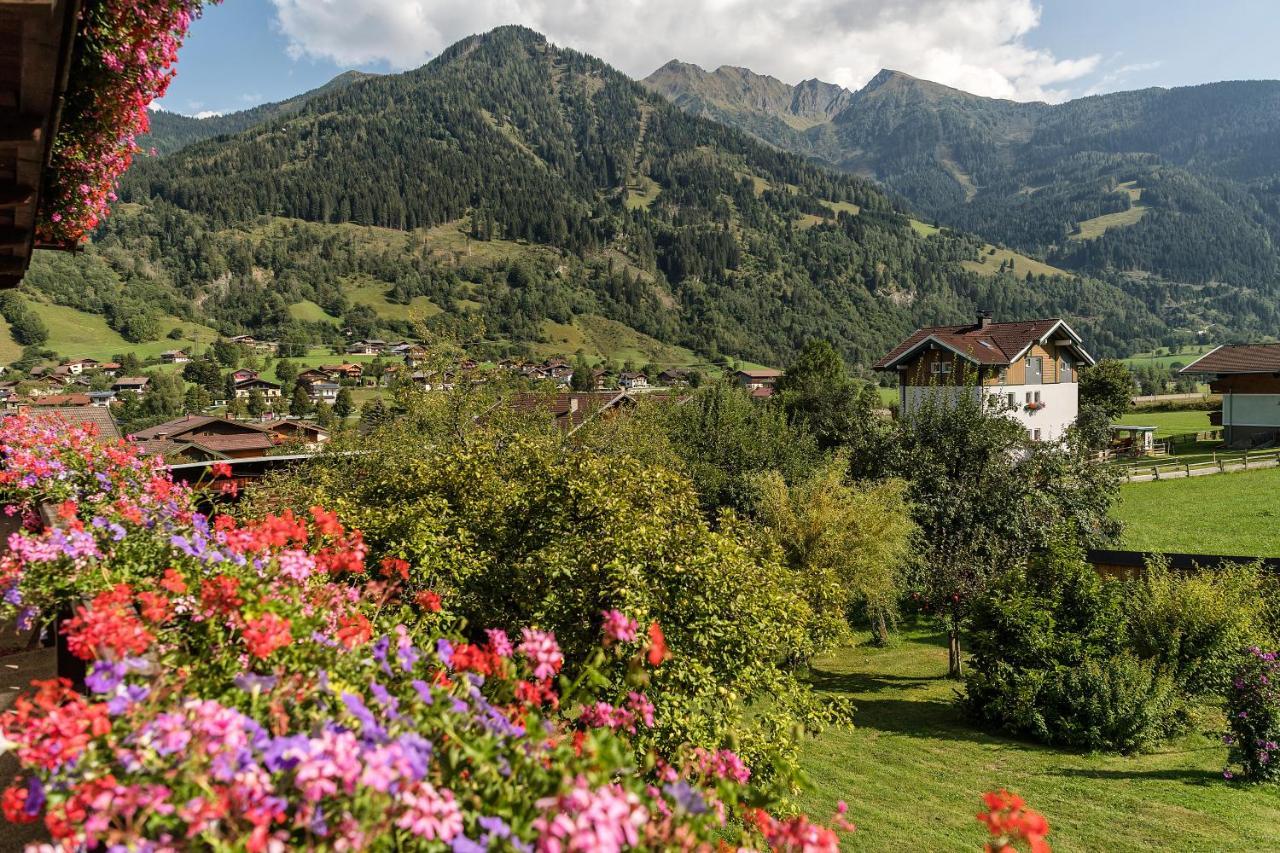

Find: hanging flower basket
[36,0,219,246]
[1025,401,1047,412]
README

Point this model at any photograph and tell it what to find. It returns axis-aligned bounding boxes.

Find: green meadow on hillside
[798,625,1280,851]
[25,299,220,362]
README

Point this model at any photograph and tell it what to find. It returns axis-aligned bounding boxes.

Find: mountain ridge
[643,61,1280,291]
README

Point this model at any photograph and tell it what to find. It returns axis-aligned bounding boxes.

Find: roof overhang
[876,334,983,371]
[0,0,82,288]
[1008,319,1096,367]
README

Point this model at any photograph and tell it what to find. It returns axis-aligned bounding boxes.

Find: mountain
[644,64,1280,292]
[17,27,1195,373]
[140,71,379,156]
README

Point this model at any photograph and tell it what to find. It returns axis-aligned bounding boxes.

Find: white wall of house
[901,381,1079,442]
[1222,394,1280,427]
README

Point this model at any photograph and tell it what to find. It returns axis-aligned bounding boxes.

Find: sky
[158,0,1280,116]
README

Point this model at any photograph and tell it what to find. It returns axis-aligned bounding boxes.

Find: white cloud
[268,0,1101,102]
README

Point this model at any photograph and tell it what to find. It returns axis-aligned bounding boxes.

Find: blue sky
[159,0,1280,116]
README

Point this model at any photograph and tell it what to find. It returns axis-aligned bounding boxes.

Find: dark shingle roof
[1180,344,1280,375]
[873,318,1086,370]
[29,406,120,441]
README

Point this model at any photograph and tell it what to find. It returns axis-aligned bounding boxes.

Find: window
[930,361,952,375]
[1006,393,1016,409]
[1034,391,1041,404]
[1025,391,1033,404]
[998,367,1008,384]
[1032,429,1041,441]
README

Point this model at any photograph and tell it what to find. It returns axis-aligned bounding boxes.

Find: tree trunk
[874,611,890,646]
[947,622,963,679]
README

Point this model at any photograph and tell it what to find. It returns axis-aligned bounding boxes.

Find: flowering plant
[977,789,1050,853]
[38,0,218,245]
[0,414,855,849]
[1224,646,1280,783]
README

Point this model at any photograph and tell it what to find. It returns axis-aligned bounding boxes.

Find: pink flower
[533,777,647,853]
[486,628,513,658]
[519,628,563,681]
[601,610,638,645]
[396,783,462,841]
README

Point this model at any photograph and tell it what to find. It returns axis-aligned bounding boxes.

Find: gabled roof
[735,368,782,379]
[132,415,273,441]
[25,406,120,441]
[1180,343,1280,375]
[873,318,1094,370]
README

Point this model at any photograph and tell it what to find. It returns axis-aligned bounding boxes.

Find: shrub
[963,544,1183,751]
[1125,559,1273,697]
[247,418,842,787]
[1224,647,1280,783]
[1041,652,1180,753]
[0,413,854,849]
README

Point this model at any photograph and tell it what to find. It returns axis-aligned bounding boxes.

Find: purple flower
[663,780,707,814]
[86,660,126,694]
[234,672,279,694]
[451,836,486,853]
[23,776,43,816]
[436,638,454,669]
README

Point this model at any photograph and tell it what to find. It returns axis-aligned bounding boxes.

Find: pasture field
[1122,344,1217,370]
[1070,181,1150,240]
[1115,465,1280,555]
[797,625,1280,851]
[24,299,220,362]
[1114,409,1213,439]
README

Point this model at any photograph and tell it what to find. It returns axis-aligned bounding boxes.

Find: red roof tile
[1180,344,1280,375]
[873,318,1088,370]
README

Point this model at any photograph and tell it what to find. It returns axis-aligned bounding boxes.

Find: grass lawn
[796,625,1280,851]
[1115,466,1280,556]
[22,299,221,362]
[1114,410,1213,439]
[1122,344,1216,371]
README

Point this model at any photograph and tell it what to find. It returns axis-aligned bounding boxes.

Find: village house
[873,313,1095,442]
[131,415,280,461]
[160,349,190,364]
[232,377,283,401]
[618,371,649,390]
[7,405,120,440]
[657,368,689,387]
[733,368,782,397]
[86,390,117,407]
[295,368,330,386]
[231,368,260,384]
[1181,343,1280,448]
[320,363,364,383]
[112,376,150,396]
[96,362,122,376]
[346,339,386,356]
[303,380,340,405]
[63,358,98,375]
[26,392,92,408]
[260,419,330,451]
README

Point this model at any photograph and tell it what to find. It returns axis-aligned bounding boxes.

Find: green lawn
[1115,466,1280,556]
[22,299,221,362]
[797,625,1280,851]
[1115,410,1213,439]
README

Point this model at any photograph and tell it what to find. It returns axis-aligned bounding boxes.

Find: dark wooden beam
[0,224,29,246]
[0,114,41,142]
[0,255,26,275]
[0,183,33,205]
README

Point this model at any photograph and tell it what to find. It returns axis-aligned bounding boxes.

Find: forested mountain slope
[18,27,1199,369]
[140,71,379,156]
[644,62,1280,293]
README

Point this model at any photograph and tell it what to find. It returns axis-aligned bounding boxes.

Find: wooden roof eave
[0,0,82,289]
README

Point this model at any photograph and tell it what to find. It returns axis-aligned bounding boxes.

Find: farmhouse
[131,415,279,461]
[873,313,1095,442]
[734,368,781,394]
[112,376,150,395]
[618,371,649,390]
[160,349,190,364]
[1181,343,1280,448]
[233,377,282,401]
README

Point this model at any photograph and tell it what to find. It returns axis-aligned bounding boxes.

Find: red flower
[451,643,496,676]
[309,506,344,537]
[1,784,38,824]
[159,568,187,594]
[136,591,171,624]
[380,557,410,580]
[209,462,232,479]
[199,575,243,617]
[242,613,292,659]
[336,614,373,650]
[978,789,1051,853]
[415,590,442,613]
[62,586,154,661]
[647,621,670,667]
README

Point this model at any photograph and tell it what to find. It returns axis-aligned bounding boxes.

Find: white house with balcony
[873,313,1095,442]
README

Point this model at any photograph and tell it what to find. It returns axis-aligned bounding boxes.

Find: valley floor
[796,624,1280,852]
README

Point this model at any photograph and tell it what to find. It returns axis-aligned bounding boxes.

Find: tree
[182,355,222,392]
[225,397,247,420]
[875,390,1119,678]
[183,385,211,414]
[361,397,388,427]
[275,359,299,390]
[570,355,595,391]
[333,387,354,420]
[314,401,336,429]
[755,454,915,647]
[247,389,267,418]
[657,381,817,514]
[212,339,243,368]
[289,385,312,417]
[776,339,884,455]
[1079,359,1134,421]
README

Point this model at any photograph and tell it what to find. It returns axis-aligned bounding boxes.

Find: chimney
[977,310,993,330]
